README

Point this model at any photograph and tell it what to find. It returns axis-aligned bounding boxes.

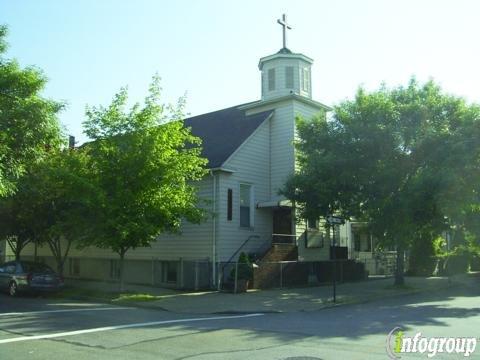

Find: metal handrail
[224,235,260,267]
[218,235,260,290]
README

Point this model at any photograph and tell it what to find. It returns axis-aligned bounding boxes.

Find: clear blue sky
[1,0,479,143]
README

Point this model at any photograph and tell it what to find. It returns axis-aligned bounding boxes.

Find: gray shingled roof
[184,104,273,169]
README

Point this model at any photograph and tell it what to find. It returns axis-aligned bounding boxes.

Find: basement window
[109,260,120,279]
[69,258,80,276]
[162,261,178,284]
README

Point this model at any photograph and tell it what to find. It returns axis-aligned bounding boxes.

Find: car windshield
[21,262,54,274]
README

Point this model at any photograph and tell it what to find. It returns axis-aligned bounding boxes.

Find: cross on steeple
[277,14,292,49]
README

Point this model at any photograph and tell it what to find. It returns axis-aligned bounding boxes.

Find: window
[268,68,276,91]
[306,232,324,248]
[285,66,294,88]
[302,67,310,92]
[110,260,120,279]
[307,216,318,229]
[69,258,80,276]
[162,261,178,283]
[240,184,253,228]
[227,189,233,221]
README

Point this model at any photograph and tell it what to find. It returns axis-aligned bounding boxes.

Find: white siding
[143,177,214,261]
[246,99,296,202]
[21,177,215,262]
[294,100,325,122]
[261,58,312,100]
[217,120,272,261]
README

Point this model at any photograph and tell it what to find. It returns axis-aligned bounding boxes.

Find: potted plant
[230,252,253,293]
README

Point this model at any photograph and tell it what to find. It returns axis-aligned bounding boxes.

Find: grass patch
[113,293,163,302]
[45,286,164,303]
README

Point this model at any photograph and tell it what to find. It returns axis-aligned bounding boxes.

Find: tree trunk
[7,237,31,261]
[395,243,405,286]
[47,236,72,277]
[7,238,19,261]
[14,246,21,261]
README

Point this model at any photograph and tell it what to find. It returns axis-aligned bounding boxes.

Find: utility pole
[326,215,345,303]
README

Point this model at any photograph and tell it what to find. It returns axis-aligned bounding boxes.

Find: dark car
[0,261,64,296]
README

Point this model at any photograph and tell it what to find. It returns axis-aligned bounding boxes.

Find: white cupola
[259,14,314,101]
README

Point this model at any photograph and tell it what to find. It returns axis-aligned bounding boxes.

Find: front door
[273,208,292,243]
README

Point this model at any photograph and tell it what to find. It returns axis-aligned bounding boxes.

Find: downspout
[210,170,217,289]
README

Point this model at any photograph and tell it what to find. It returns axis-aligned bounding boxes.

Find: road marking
[0,313,264,344]
[0,307,133,317]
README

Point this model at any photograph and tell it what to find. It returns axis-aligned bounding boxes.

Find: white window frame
[239,183,254,228]
[302,67,310,92]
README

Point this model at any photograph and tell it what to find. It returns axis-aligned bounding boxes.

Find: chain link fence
[252,259,368,289]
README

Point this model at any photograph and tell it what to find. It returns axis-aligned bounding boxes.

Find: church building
[8,15,388,288]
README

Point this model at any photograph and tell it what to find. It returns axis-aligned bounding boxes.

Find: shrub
[444,254,469,275]
[230,252,253,281]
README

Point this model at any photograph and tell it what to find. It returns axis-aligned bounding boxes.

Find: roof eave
[238,94,332,112]
[209,167,236,173]
[258,53,314,70]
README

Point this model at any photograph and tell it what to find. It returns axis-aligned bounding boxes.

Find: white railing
[272,233,297,245]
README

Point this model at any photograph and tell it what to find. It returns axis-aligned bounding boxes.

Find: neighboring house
[15,24,384,287]
[350,223,396,276]
[0,240,6,263]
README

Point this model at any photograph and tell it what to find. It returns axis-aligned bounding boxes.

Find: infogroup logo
[386,327,477,358]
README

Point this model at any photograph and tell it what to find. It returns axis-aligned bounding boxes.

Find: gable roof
[184,104,273,169]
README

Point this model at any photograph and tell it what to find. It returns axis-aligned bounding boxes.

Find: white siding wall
[217,120,272,261]
[21,177,215,261]
[0,240,7,261]
[246,100,296,203]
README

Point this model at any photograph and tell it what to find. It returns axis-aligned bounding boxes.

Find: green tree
[82,76,208,290]
[282,79,480,285]
[0,185,38,260]
[21,147,96,275]
[0,25,63,196]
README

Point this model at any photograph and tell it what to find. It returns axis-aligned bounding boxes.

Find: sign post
[326,215,345,303]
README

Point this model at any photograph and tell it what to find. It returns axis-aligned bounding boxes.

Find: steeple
[259,14,313,101]
[277,14,292,52]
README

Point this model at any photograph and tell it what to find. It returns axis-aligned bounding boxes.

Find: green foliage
[0,25,63,197]
[81,76,208,288]
[282,78,480,284]
[0,183,37,260]
[408,234,444,276]
[231,252,253,281]
[12,148,96,274]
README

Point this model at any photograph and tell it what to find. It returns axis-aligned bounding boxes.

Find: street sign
[326,215,345,225]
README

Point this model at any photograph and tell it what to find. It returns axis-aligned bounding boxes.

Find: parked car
[0,261,64,296]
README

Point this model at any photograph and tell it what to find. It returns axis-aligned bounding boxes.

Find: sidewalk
[62,275,466,314]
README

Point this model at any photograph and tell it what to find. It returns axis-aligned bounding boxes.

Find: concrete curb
[59,278,460,315]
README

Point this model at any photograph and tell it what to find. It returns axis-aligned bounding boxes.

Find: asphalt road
[0,282,479,360]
